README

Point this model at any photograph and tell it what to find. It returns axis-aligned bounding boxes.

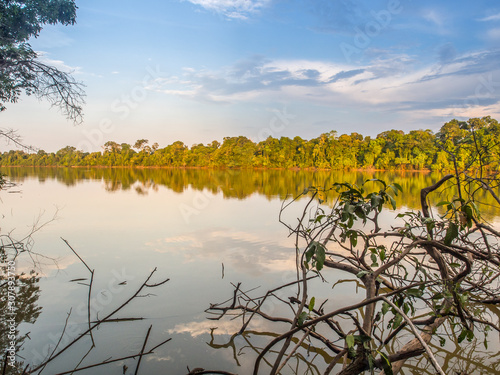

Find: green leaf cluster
[304,241,326,272]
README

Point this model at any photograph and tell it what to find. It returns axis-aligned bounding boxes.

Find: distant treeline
[2,117,499,170]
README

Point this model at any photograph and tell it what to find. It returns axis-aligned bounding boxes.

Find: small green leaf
[309,297,315,312]
[368,354,375,372]
[389,195,397,210]
[371,194,382,209]
[297,311,308,327]
[392,313,403,329]
[315,243,326,271]
[305,243,316,263]
[392,182,403,193]
[444,222,459,245]
[425,219,435,234]
[377,351,393,375]
[439,336,446,347]
[382,301,390,315]
[436,201,451,207]
[357,270,370,278]
[354,206,366,221]
[353,334,372,343]
[314,214,325,223]
[406,289,424,298]
[379,247,386,262]
[463,205,473,227]
[466,329,474,341]
[346,334,355,349]
[403,303,410,315]
[458,329,467,343]
[350,231,358,247]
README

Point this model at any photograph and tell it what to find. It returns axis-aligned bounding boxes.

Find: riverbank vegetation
[2,117,499,171]
[206,113,500,374]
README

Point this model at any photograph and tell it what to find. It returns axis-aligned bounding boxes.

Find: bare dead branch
[134,325,152,375]
[27,268,170,374]
[381,297,445,375]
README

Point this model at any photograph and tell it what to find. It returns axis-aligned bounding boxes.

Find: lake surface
[1,167,499,374]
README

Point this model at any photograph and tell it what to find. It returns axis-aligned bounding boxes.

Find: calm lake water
[1,167,499,374]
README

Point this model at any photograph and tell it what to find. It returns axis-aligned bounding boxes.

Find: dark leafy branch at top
[0,0,85,123]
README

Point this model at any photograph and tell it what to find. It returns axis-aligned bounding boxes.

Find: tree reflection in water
[3,167,500,220]
[206,328,336,374]
[0,237,42,374]
[0,233,171,374]
[2,167,500,374]
[201,309,500,374]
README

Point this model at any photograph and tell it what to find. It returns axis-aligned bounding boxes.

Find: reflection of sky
[0,177,303,373]
[145,228,297,276]
[2,174,499,374]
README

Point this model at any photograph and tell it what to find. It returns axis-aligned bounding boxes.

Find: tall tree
[0,0,84,123]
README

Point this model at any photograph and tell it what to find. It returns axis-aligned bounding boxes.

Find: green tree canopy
[0,0,84,122]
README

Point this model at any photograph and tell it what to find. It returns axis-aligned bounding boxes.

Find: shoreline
[0,164,435,173]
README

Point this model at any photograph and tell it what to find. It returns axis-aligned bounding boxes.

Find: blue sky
[3,0,500,152]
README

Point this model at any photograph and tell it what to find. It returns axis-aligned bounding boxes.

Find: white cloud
[478,13,500,22]
[145,228,297,275]
[420,8,452,36]
[487,27,500,40]
[423,10,444,27]
[168,319,243,337]
[168,310,289,337]
[146,235,204,253]
[185,0,271,19]
[149,50,500,124]
[36,52,82,74]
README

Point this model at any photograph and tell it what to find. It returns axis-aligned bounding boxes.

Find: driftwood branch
[27,261,170,374]
[205,153,500,375]
[380,297,445,375]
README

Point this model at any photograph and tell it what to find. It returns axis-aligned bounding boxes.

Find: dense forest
[3,117,499,170]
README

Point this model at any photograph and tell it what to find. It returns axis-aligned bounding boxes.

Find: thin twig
[28,269,169,373]
[61,238,92,273]
[134,325,152,375]
[37,309,73,375]
[381,297,445,375]
[275,329,310,374]
[51,338,172,375]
